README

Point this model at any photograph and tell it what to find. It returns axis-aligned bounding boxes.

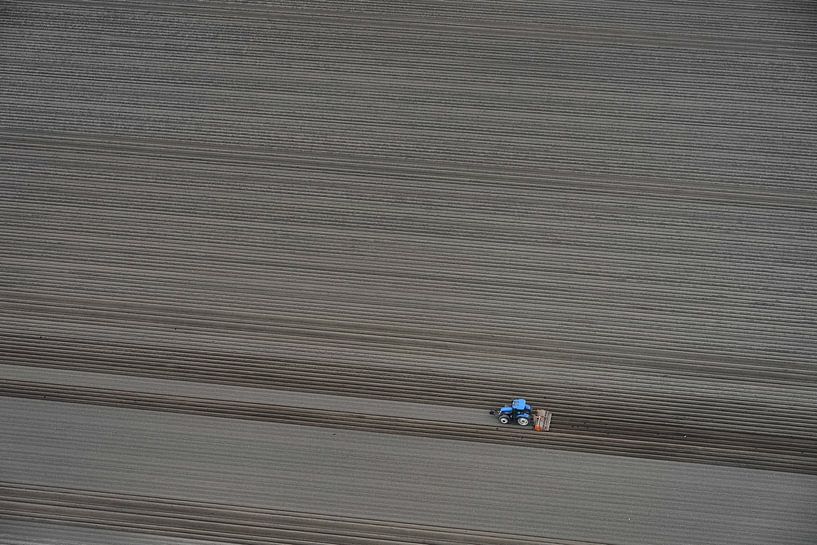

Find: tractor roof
[512,398,527,410]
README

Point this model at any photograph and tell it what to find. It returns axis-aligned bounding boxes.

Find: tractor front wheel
[517,417,530,426]
[498,415,511,424]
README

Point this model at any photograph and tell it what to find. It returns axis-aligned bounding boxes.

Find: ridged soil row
[4,335,817,437]
[2,380,814,474]
[0,483,591,545]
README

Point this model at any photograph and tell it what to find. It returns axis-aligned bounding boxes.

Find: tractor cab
[489,398,533,426]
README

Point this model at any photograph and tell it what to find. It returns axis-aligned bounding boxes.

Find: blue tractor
[489,398,533,426]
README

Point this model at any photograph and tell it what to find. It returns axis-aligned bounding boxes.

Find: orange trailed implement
[533,408,552,432]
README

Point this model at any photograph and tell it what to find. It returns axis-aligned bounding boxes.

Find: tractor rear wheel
[498,415,511,424]
[517,416,530,426]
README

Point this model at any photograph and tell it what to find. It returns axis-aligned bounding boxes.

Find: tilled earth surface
[1,1,816,544]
